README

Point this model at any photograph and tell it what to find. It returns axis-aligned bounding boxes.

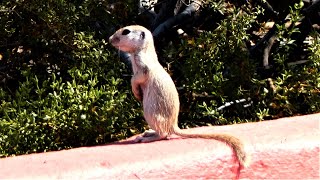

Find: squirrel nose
[108,35,113,43]
[109,35,120,44]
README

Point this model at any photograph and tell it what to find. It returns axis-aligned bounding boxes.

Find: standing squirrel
[109,25,249,169]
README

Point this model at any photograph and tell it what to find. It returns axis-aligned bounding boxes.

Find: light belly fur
[142,74,179,135]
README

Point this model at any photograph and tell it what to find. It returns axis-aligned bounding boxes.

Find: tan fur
[109,25,249,169]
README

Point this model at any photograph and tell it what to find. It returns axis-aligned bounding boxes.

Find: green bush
[0,36,146,157]
[164,4,260,125]
[163,2,319,126]
[0,65,137,156]
[0,0,144,157]
[253,32,320,119]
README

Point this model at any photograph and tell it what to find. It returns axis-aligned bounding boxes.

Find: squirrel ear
[140,31,145,39]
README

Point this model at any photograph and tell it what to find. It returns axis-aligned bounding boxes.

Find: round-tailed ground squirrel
[109,25,249,170]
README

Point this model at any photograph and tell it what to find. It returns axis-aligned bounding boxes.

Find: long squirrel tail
[173,127,249,168]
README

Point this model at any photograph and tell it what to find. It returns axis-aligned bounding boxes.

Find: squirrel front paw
[132,86,143,101]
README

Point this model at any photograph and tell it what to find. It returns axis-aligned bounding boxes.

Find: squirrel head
[109,25,154,54]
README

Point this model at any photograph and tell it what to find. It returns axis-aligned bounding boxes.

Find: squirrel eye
[122,29,131,35]
[140,31,145,39]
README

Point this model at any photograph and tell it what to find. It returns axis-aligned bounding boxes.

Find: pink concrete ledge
[0,113,319,179]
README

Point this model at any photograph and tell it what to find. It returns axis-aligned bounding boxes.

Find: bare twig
[152,0,203,37]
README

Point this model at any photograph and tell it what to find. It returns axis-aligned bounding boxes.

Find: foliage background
[0,0,319,156]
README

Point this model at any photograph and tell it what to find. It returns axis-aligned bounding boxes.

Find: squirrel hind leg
[141,129,157,137]
[134,129,168,143]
